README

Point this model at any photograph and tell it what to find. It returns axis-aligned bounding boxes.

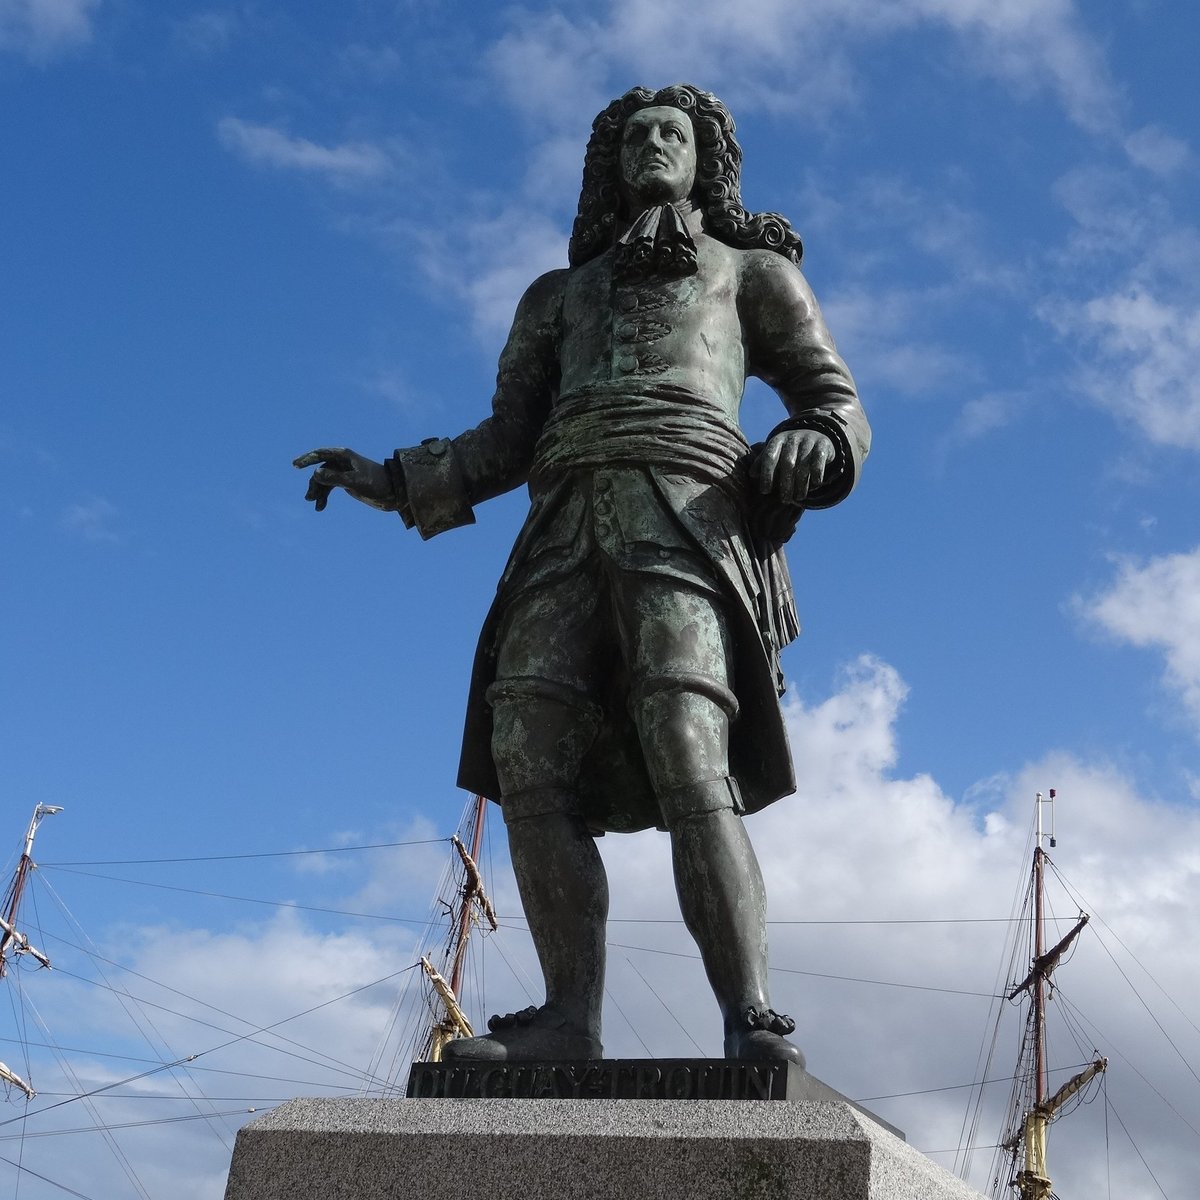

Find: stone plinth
[405,1059,904,1139]
[224,1096,987,1200]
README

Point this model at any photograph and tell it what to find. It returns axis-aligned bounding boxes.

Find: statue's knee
[487,676,601,794]
[630,673,737,788]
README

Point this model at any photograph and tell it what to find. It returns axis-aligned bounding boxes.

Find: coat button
[617,294,638,312]
[617,355,638,373]
[618,323,638,340]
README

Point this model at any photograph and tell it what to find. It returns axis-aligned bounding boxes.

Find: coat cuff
[389,438,476,540]
[764,412,860,510]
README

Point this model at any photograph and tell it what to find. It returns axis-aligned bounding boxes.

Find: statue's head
[569,83,802,269]
[617,104,698,211]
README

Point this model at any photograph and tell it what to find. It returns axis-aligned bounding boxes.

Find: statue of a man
[296,84,870,1065]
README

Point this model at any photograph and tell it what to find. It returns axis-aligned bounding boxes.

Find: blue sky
[3,1,1199,1197]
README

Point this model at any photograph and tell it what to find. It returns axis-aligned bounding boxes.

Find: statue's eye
[664,127,684,141]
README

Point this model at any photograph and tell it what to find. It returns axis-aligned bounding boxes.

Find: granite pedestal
[224,1091,987,1200]
[406,1058,904,1138]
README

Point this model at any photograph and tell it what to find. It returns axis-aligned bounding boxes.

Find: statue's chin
[628,179,687,208]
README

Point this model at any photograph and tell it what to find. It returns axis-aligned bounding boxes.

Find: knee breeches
[488,561,741,827]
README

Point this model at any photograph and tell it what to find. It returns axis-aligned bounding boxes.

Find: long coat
[391,229,871,831]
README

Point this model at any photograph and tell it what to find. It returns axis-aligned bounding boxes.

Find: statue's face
[619,105,697,208]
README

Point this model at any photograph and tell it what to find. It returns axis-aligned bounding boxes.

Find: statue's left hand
[293,447,395,512]
[751,428,835,507]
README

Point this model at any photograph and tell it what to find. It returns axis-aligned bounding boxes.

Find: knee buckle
[659,775,744,829]
[487,675,602,728]
[500,786,581,826]
[629,673,740,720]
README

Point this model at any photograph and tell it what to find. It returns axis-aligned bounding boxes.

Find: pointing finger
[293,448,349,470]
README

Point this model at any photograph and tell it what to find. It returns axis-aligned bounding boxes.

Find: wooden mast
[448,795,496,1002]
[0,803,62,1100]
[1005,791,1107,1200]
[1033,824,1047,1117]
[0,804,60,980]
[421,794,497,1062]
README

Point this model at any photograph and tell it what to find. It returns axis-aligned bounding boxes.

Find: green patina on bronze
[295,83,871,1068]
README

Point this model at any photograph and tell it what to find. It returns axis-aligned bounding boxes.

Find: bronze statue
[296,84,870,1065]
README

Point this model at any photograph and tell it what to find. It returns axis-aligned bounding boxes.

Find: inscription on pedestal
[407,1059,797,1101]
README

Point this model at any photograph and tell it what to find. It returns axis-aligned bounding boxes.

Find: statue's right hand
[292,447,394,512]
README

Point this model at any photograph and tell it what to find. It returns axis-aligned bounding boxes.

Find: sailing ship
[2,787,1191,1198]
[408,787,1116,1197]
[359,792,500,1082]
[0,803,61,1102]
[412,795,497,1063]
[979,790,1108,1200]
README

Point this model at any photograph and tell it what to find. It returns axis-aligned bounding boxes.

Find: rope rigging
[2,791,1196,1200]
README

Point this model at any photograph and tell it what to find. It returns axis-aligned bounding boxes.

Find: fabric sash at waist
[531,384,750,485]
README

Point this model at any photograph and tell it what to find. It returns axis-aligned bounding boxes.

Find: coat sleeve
[739,252,870,510]
[387,269,566,539]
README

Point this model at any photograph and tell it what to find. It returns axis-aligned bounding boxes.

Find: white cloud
[489,0,858,129]
[820,283,974,399]
[1076,288,1200,449]
[805,172,1019,291]
[1043,167,1200,452]
[404,207,569,344]
[0,0,97,58]
[61,495,119,542]
[1078,548,1200,735]
[1052,165,1167,258]
[443,656,1199,1194]
[907,0,1118,133]
[489,10,611,128]
[1041,282,1200,453]
[588,658,1200,1196]
[941,392,1021,449]
[16,910,412,1199]
[522,132,594,208]
[217,118,392,185]
[217,109,560,339]
[789,173,1020,418]
[486,0,1116,135]
[173,10,237,56]
[357,364,427,413]
[16,660,1199,1198]
[1124,125,1192,176]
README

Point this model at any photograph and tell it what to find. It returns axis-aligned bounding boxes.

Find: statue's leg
[625,578,804,1065]
[490,679,607,1052]
[444,577,608,1062]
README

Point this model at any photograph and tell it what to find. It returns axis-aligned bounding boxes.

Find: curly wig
[567,83,803,269]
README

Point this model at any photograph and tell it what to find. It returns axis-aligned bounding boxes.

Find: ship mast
[0,803,62,1100]
[1004,791,1106,1200]
[0,803,60,979]
[419,794,497,1062]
